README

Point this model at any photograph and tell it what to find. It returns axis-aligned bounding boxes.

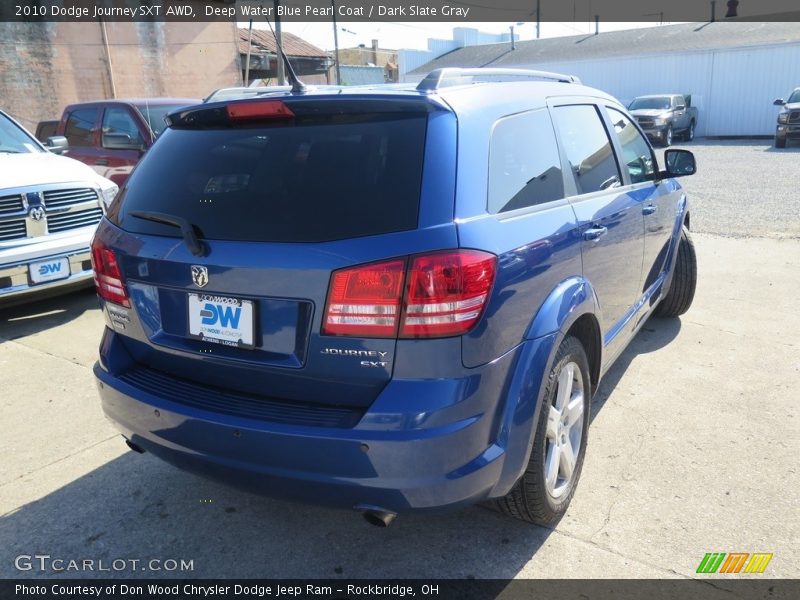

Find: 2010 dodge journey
[92,68,698,526]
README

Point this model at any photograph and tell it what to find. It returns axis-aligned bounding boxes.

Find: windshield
[0,112,43,154]
[788,90,800,104]
[134,104,190,138]
[628,97,671,111]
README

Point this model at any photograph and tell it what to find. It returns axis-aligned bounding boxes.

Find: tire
[494,336,591,526]
[775,135,787,149]
[663,126,673,147]
[685,121,695,142]
[655,226,697,317]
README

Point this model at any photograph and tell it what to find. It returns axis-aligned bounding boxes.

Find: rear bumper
[94,329,554,513]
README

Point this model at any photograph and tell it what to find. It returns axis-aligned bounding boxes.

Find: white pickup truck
[0,109,118,306]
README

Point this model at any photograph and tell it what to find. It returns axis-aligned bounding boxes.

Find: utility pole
[274,0,286,85]
[510,25,515,50]
[244,18,253,86]
[536,0,540,39]
[100,20,117,98]
[332,0,341,84]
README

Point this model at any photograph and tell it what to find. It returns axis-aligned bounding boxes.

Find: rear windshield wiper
[129,210,205,257]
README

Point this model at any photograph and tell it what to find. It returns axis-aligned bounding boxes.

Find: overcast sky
[248,21,676,52]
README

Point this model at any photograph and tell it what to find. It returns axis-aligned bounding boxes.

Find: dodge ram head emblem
[191,265,208,288]
[28,206,45,221]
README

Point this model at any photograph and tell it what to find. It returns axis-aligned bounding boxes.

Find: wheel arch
[489,277,602,498]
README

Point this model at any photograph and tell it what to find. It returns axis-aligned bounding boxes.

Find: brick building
[0,22,241,132]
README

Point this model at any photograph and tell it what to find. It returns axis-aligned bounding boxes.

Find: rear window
[111,113,427,243]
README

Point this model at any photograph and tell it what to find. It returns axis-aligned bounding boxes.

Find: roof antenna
[265,12,307,94]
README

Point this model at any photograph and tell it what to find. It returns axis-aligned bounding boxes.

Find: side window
[606,108,656,184]
[64,108,98,147]
[488,109,564,213]
[552,105,621,195]
[102,107,143,147]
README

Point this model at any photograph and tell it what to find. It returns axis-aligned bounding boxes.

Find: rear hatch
[97,94,458,411]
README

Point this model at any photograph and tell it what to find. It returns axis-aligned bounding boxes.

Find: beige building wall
[0,22,241,132]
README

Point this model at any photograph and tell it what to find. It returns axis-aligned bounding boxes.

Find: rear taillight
[400,250,496,338]
[91,239,130,308]
[322,250,496,339]
[322,259,406,338]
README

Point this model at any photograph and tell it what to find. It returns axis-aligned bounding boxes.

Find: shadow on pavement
[590,316,682,423]
[0,448,553,579]
[0,287,99,344]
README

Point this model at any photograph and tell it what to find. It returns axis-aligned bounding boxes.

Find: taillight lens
[322,250,496,339]
[322,259,406,338]
[91,239,130,308]
[401,250,496,338]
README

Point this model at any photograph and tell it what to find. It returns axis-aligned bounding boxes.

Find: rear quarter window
[488,109,564,213]
[111,113,428,243]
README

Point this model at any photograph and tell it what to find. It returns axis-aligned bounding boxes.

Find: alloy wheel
[544,361,585,499]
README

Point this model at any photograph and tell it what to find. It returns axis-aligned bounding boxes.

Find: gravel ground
[659,139,800,239]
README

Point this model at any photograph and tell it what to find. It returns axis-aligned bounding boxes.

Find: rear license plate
[188,293,255,348]
[29,257,70,284]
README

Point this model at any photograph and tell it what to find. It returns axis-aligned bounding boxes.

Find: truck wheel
[775,135,787,149]
[655,226,697,317]
[685,121,695,142]
[494,336,591,525]
[664,126,673,147]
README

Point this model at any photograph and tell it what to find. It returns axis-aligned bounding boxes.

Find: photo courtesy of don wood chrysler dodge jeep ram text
[91,68,698,527]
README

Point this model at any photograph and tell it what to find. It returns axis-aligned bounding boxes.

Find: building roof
[238,28,328,59]
[409,21,800,76]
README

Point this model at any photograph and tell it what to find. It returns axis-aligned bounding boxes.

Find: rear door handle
[642,204,657,215]
[95,159,109,166]
[583,226,608,242]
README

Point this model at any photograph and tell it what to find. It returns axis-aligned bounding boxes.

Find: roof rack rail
[416,68,581,92]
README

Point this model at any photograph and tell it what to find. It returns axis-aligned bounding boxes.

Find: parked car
[43,98,198,186]
[773,88,800,148]
[628,94,698,147]
[92,68,697,526]
[0,109,117,307]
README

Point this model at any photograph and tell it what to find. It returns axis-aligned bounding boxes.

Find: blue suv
[92,69,698,526]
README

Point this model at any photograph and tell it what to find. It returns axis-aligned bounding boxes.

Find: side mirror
[45,135,68,154]
[774,98,786,106]
[664,149,696,178]
[676,104,686,111]
[102,132,142,150]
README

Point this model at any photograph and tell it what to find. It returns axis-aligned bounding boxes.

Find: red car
[48,98,198,186]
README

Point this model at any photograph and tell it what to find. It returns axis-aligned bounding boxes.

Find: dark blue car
[92,68,697,527]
